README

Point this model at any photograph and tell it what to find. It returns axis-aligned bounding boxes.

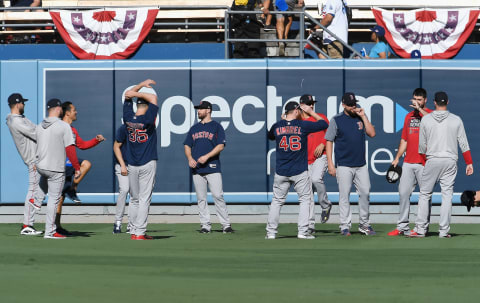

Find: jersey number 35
[128,127,148,143]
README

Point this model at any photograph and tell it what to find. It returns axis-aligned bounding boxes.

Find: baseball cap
[342,92,358,106]
[136,98,148,105]
[275,0,288,11]
[46,98,62,110]
[194,101,213,110]
[434,91,448,103]
[284,101,300,113]
[411,50,421,58]
[299,94,317,105]
[8,93,28,105]
[370,25,385,37]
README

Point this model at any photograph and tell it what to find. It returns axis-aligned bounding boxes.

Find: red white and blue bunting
[372,7,480,59]
[50,8,158,59]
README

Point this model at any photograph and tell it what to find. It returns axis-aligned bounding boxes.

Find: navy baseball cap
[300,94,316,105]
[284,101,300,113]
[47,98,62,109]
[136,98,148,105]
[434,91,448,103]
[8,93,28,105]
[370,25,385,37]
[342,92,358,106]
[411,50,421,58]
[194,101,213,110]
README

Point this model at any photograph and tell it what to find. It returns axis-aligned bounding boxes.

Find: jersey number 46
[128,127,148,143]
[279,135,301,151]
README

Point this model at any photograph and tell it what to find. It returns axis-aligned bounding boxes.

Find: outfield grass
[1,223,480,303]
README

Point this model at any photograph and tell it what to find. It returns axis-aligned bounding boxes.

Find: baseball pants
[308,155,331,228]
[414,158,457,237]
[336,165,371,231]
[266,171,312,236]
[23,163,44,226]
[36,168,65,238]
[192,172,231,231]
[114,164,130,223]
[128,160,156,236]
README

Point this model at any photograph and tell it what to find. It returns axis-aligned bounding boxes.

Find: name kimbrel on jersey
[275,126,302,136]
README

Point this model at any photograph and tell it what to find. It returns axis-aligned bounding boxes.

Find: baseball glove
[461,190,477,212]
[386,165,402,184]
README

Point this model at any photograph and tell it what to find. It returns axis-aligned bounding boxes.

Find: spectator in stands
[365,25,391,59]
[231,0,264,58]
[309,0,348,59]
[10,0,41,11]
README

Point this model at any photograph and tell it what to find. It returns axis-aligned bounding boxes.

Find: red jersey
[401,108,432,164]
[303,113,329,165]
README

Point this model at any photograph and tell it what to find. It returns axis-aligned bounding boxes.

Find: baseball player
[388,88,432,236]
[6,93,44,235]
[184,100,233,234]
[54,101,105,235]
[112,124,131,234]
[35,98,78,239]
[325,92,376,236]
[299,94,332,234]
[411,92,473,238]
[123,79,159,240]
[266,101,328,239]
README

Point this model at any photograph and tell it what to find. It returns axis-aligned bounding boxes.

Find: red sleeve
[463,150,473,165]
[66,145,80,171]
[72,127,100,150]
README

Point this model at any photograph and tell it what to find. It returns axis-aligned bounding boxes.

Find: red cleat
[44,232,67,239]
[408,230,425,238]
[131,234,153,240]
[387,229,405,236]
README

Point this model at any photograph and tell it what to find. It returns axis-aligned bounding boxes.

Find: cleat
[65,188,81,204]
[359,226,377,236]
[199,228,211,234]
[113,224,121,234]
[439,234,452,238]
[307,228,316,235]
[408,230,425,238]
[341,229,351,236]
[265,234,276,240]
[56,226,72,236]
[20,225,43,236]
[387,229,406,236]
[297,233,315,239]
[126,225,131,234]
[28,198,41,210]
[321,204,332,223]
[132,234,153,240]
[44,232,67,239]
[222,226,234,234]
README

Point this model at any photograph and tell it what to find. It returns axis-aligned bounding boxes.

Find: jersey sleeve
[145,103,159,126]
[324,117,338,142]
[13,117,37,141]
[62,122,76,148]
[216,123,226,146]
[418,119,427,155]
[457,118,473,165]
[301,120,328,134]
[324,0,336,17]
[320,114,330,145]
[267,123,276,141]
[123,99,134,122]
[115,125,127,143]
[72,127,99,150]
[183,128,193,147]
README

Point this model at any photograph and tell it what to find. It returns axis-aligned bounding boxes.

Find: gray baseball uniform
[308,155,331,229]
[325,112,373,233]
[114,163,130,223]
[35,117,75,237]
[6,113,44,226]
[414,110,471,237]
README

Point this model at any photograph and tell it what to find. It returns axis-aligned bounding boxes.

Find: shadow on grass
[152,235,175,240]
[67,231,95,238]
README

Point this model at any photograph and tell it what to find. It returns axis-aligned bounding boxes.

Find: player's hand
[188,159,197,168]
[409,99,420,110]
[392,158,399,167]
[74,170,81,179]
[33,165,37,172]
[313,144,324,158]
[141,79,156,88]
[281,113,286,120]
[125,90,136,99]
[197,155,209,165]
[354,107,365,117]
[299,103,313,115]
[466,164,474,176]
[120,165,128,176]
[328,163,336,177]
[96,134,105,142]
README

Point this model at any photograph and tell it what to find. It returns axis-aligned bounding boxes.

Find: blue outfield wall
[1,59,479,205]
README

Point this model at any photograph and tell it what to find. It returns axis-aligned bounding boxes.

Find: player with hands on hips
[123,79,159,240]
[266,101,328,240]
[325,93,376,236]
[184,100,233,234]
[388,88,432,236]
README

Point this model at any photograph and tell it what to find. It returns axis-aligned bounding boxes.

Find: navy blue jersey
[184,120,226,174]
[324,112,366,167]
[114,124,129,165]
[123,100,158,166]
[268,119,328,177]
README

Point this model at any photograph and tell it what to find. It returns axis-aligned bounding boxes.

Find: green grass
[1,223,480,303]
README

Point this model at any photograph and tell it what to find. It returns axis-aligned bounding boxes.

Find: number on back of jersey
[279,135,301,151]
[127,127,148,143]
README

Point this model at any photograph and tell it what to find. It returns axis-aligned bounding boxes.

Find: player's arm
[267,124,276,140]
[125,90,158,106]
[14,118,37,141]
[355,108,376,137]
[299,104,324,121]
[457,119,473,176]
[73,127,104,150]
[326,140,336,177]
[197,144,225,165]
[113,141,127,176]
[392,139,407,167]
[184,145,197,169]
[129,79,156,93]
